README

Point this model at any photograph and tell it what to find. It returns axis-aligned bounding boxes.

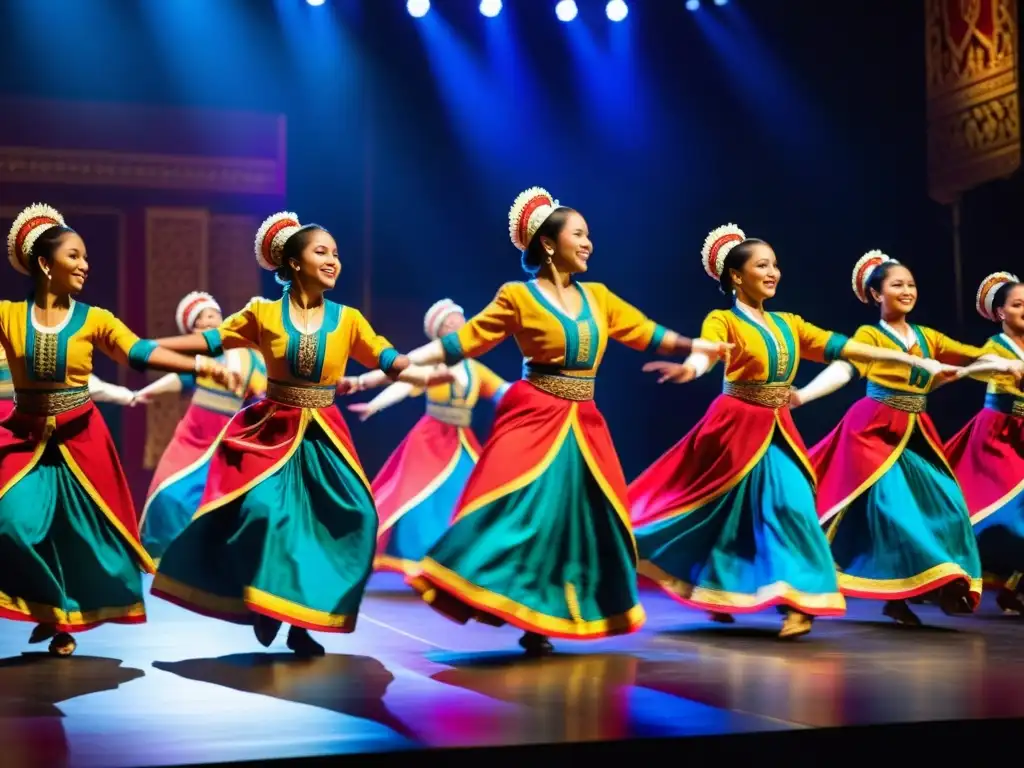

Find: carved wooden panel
[144,208,209,468]
[926,0,1020,203]
[208,214,261,314]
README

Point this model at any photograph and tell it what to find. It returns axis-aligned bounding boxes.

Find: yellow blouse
[843,324,987,394]
[0,299,148,392]
[202,296,395,388]
[422,359,507,408]
[700,306,849,385]
[441,281,672,379]
[980,334,1024,399]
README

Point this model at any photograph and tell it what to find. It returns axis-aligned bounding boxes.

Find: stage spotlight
[306,0,325,6]
[606,0,628,21]
[555,1,578,22]
[714,0,728,5]
[407,0,430,17]
[479,0,502,16]
[685,0,700,9]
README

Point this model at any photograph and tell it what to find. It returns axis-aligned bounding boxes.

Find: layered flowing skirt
[0,399,13,423]
[631,394,844,616]
[373,414,481,576]
[946,398,1024,587]
[0,402,154,632]
[140,403,232,559]
[151,399,378,633]
[408,381,644,640]
[812,396,982,605]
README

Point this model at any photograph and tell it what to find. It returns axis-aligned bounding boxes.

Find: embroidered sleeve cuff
[378,347,399,374]
[825,334,850,363]
[177,372,197,391]
[440,333,465,365]
[646,324,667,353]
[202,329,224,357]
[127,339,158,371]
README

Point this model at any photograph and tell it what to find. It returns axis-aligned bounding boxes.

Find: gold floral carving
[925,0,1020,202]
[0,146,282,196]
[144,209,209,468]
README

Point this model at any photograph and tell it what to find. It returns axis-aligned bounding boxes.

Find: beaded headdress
[7,203,67,276]
[254,211,302,271]
[851,249,897,304]
[701,224,745,280]
[424,298,464,340]
[509,187,560,252]
[976,271,1020,321]
[175,291,221,335]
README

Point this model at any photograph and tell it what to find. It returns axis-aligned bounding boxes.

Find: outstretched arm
[133,372,189,404]
[790,361,856,408]
[603,286,732,360]
[88,374,137,406]
[347,381,420,422]
[641,312,732,385]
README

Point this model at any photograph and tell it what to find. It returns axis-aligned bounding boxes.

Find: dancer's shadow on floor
[0,653,146,767]
[153,653,415,741]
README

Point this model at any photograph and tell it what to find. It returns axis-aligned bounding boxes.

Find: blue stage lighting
[407,0,430,17]
[606,0,628,21]
[686,0,700,9]
[714,0,728,5]
[555,1,578,22]
[480,0,502,16]
[306,0,325,6]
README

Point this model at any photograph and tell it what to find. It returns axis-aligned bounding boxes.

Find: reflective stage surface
[2,573,1024,767]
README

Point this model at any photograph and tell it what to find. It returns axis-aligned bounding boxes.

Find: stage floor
[2,573,1023,767]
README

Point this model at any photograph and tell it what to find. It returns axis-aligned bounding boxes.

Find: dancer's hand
[642,360,697,384]
[336,376,363,396]
[915,357,962,382]
[207,362,243,394]
[401,364,454,388]
[347,403,375,422]
[690,339,734,361]
[788,387,804,409]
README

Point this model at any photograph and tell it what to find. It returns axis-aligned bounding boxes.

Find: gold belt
[14,387,90,416]
[426,403,473,427]
[526,373,595,401]
[266,382,335,409]
[192,386,243,415]
[723,382,791,409]
[868,391,927,414]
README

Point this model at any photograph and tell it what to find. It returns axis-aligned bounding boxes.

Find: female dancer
[148,211,451,656]
[946,272,1024,613]
[348,298,510,576]
[349,187,731,655]
[793,251,1012,625]
[0,203,238,655]
[138,291,267,560]
[629,227,955,638]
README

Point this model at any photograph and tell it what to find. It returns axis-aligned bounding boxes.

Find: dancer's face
[193,308,223,331]
[290,229,340,291]
[731,242,780,301]
[39,231,89,295]
[999,284,1024,334]
[872,265,917,316]
[541,211,592,275]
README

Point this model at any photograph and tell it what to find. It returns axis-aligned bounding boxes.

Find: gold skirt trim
[426,403,473,427]
[266,381,335,409]
[14,386,90,416]
[723,382,791,409]
[525,373,595,401]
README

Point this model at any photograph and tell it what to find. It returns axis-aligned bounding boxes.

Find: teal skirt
[828,431,981,602]
[141,459,212,560]
[636,435,845,616]
[152,423,378,633]
[0,444,144,632]
[974,490,1024,583]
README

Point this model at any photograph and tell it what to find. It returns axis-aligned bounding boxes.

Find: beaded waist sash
[525,373,595,401]
[426,403,473,427]
[192,386,244,416]
[985,392,1024,417]
[723,382,791,409]
[15,386,90,416]
[866,382,927,414]
[266,380,336,409]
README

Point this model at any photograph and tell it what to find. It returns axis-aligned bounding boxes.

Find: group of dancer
[0,191,1020,659]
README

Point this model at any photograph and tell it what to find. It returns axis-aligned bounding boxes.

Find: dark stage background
[0,0,1019,482]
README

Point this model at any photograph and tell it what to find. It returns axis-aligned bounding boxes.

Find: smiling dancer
[0,203,239,655]
[138,291,268,561]
[349,187,731,655]
[946,272,1024,614]
[793,251,1013,625]
[149,211,451,655]
[348,298,510,576]
[630,227,953,638]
